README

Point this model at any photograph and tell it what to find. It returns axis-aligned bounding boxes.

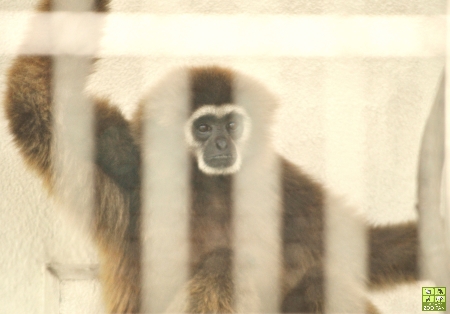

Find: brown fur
[5,1,140,312]
[189,249,234,313]
[281,159,325,294]
[6,59,142,313]
[37,0,110,12]
[4,0,418,313]
[189,157,233,271]
[5,56,53,184]
[190,66,234,111]
[369,222,418,287]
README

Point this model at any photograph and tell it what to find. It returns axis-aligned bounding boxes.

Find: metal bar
[233,74,282,313]
[48,1,100,312]
[140,69,190,313]
[323,64,367,313]
[5,14,444,57]
[325,194,367,313]
[417,73,450,289]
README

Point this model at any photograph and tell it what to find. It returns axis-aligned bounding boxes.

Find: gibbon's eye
[198,124,212,133]
[227,121,238,131]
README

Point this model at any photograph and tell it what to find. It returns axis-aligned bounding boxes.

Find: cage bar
[417,72,450,292]
[140,70,191,313]
[232,74,282,313]
[46,0,100,312]
[4,14,444,57]
[323,64,367,313]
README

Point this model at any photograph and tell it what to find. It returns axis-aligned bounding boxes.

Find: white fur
[196,149,243,175]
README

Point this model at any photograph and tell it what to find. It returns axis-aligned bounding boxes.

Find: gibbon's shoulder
[280,157,325,216]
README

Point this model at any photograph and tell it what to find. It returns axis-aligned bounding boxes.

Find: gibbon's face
[185,105,251,175]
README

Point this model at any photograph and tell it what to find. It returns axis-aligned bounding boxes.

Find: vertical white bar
[444,1,450,266]
[233,73,282,313]
[141,69,190,313]
[50,2,105,233]
[444,0,450,288]
[417,73,449,285]
[51,9,105,228]
[52,56,95,227]
[325,194,367,313]
[51,0,102,226]
[49,1,102,311]
[416,3,449,299]
[323,62,367,313]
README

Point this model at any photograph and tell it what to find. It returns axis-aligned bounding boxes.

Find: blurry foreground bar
[10,14,445,57]
[46,1,100,314]
[51,0,101,234]
[417,73,450,291]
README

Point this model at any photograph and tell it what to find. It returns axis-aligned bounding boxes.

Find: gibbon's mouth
[205,154,236,168]
[211,154,233,160]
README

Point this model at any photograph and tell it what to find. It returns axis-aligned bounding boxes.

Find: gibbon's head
[138,66,279,176]
[185,104,251,175]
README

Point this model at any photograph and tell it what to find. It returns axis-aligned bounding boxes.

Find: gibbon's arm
[5,57,140,191]
[94,100,141,190]
[4,0,140,191]
[5,56,142,311]
[5,56,54,183]
[281,223,419,314]
[369,222,418,287]
[5,4,142,310]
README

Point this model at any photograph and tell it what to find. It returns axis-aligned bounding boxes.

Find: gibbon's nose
[215,137,228,150]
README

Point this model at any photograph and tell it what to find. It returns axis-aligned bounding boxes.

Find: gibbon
[4,0,418,313]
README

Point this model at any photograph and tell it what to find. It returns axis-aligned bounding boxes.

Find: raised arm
[369,222,418,287]
[4,0,140,191]
[5,56,53,182]
[4,1,143,312]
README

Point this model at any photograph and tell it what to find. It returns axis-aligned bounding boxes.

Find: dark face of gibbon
[185,105,251,175]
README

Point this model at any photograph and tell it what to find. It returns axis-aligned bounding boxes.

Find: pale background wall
[0,0,445,313]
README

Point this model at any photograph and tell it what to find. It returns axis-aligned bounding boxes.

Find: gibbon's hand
[96,124,140,190]
[282,266,324,314]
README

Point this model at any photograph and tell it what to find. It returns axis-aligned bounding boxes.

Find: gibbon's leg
[281,266,324,314]
[5,0,143,312]
[281,267,381,314]
[281,223,417,313]
[188,248,234,313]
[369,222,418,287]
[5,56,139,190]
